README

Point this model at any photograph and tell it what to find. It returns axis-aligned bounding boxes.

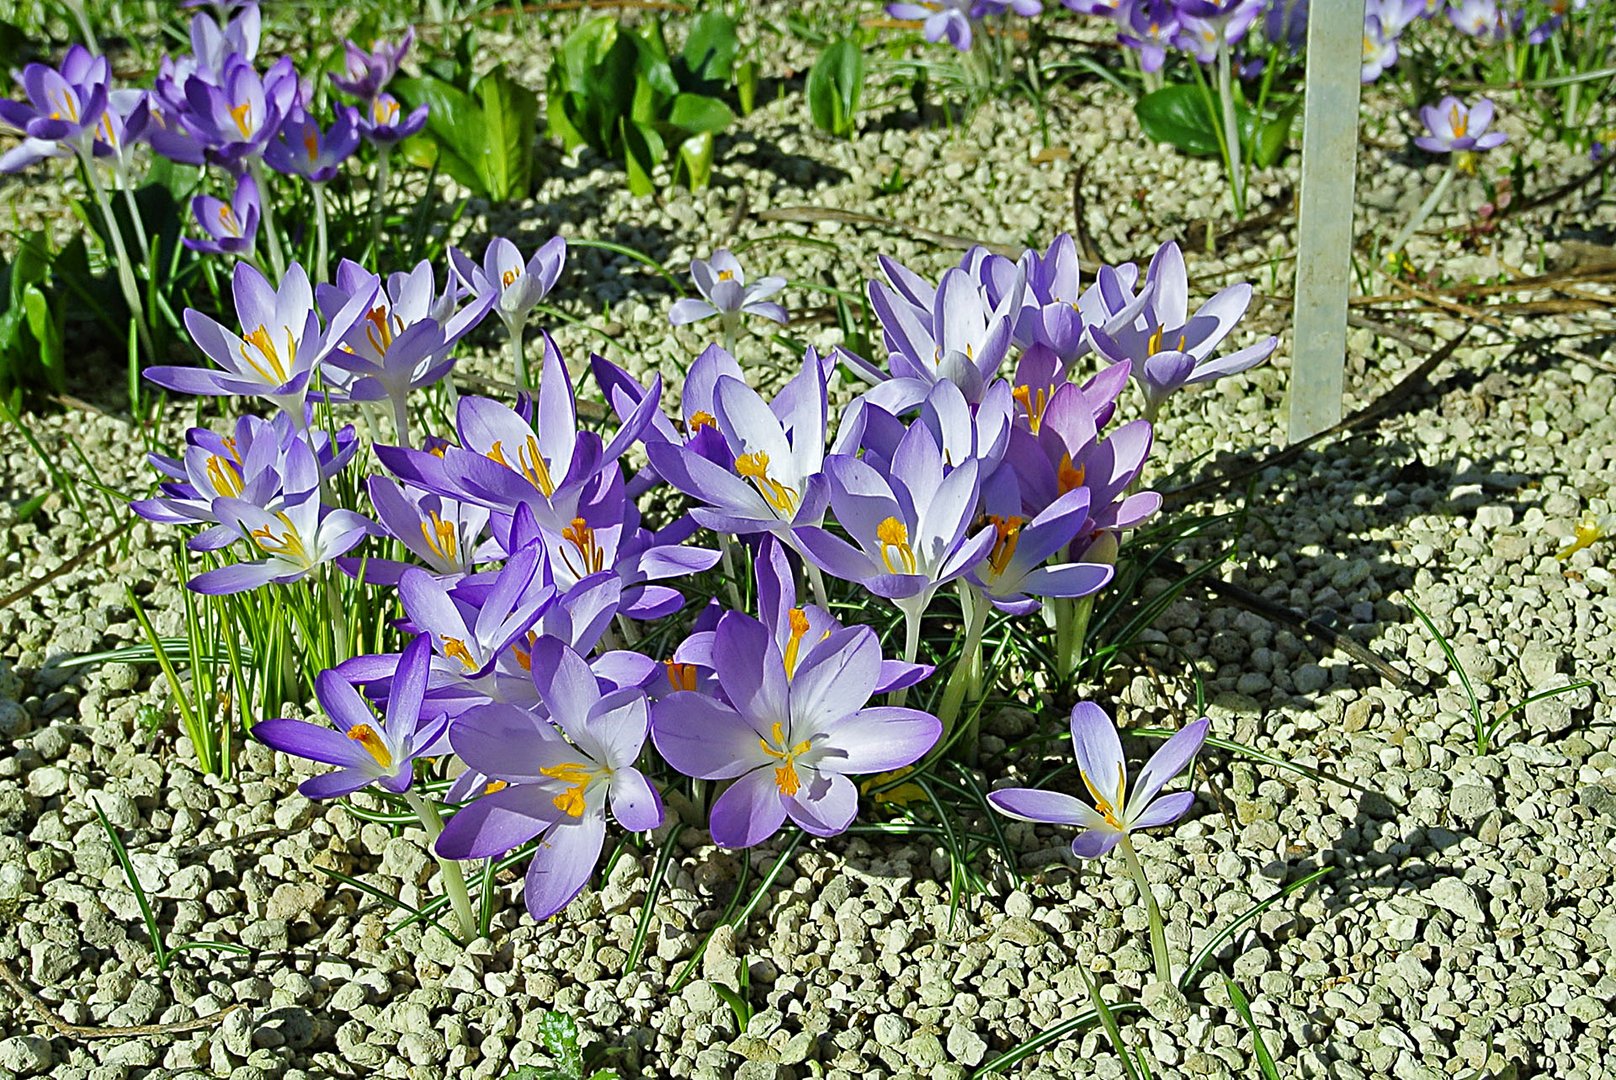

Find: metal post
[1287,0,1366,443]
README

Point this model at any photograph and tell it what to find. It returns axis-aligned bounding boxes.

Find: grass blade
[1178,866,1332,992]
[627,824,685,974]
[91,796,168,969]
[1225,975,1281,1079]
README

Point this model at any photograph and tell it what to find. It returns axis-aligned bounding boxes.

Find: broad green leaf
[667,93,733,136]
[682,12,739,86]
[620,118,662,197]
[475,65,538,200]
[21,284,63,391]
[1134,84,1221,158]
[807,37,865,138]
[1252,98,1299,167]
[537,1011,583,1076]
[394,74,490,188]
[676,131,715,191]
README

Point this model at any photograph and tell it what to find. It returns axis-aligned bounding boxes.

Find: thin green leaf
[1225,976,1281,1079]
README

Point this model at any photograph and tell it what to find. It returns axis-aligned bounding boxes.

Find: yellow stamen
[512,630,539,672]
[985,515,1024,577]
[441,636,477,672]
[420,511,457,563]
[758,721,813,797]
[239,324,295,384]
[486,435,556,497]
[561,517,605,578]
[1057,453,1086,497]
[484,779,508,795]
[664,660,698,693]
[876,517,917,575]
[50,89,80,124]
[346,723,392,770]
[717,269,735,281]
[783,608,810,679]
[250,513,307,562]
[373,98,399,125]
[218,204,240,236]
[303,132,319,161]
[501,267,520,289]
[1449,103,1468,139]
[688,410,717,434]
[1079,760,1128,830]
[539,761,595,818]
[205,454,243,498]
[735,452,800,517]
[1012,384,1049,434]
[229,101,254,139]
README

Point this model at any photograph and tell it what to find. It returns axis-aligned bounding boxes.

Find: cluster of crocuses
[0,1,422,285]
[130,227,1262,930]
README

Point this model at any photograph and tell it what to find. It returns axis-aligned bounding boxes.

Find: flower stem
[937,585,992,741]
[891,603,924,708]
[718,535,743,610]
[804,560,829,611]
[117,174,152,267]
[1386,162,1456,263]
[1119,835,1171,986]
[79,150,154,404]
[1216,34,1245,219]
[404,788,479,943]
[510,318,529,390]
[249,160,287,279]
[1118,834,1169,989]
[368,144,392,263]
[312,182,331,285]
[391,394,412,449]
[326,569,350,664]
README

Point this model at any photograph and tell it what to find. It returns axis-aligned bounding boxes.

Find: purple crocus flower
[184,171,260,256]
[356,477,492,586]
[189,491,375,594]
[1414,96,1508,154]
[1447,0,1515,40]
[796,396,995,614]
[253,634,448,799]
[451,236,567,341]
[1172,0,1263,62]
[669,249,788,334]
[90,89,150,175]
[172,54,299,169]
[263,106,359,182]
[435,638,663,921]
[989,702,1208,858]
[652,610,941,847]
[148,261,375,423]
[357,91,427,145]
[1087,241,1277,419]
[1360,15,1399,82]
[645,350,830,539]
[887,0,977,50]
[330,29,415,102]
[0,45,110,172]
[1117,0,1181,72]
[969,487,1115,615]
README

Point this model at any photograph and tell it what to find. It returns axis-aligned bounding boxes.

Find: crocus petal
[252,718,371,769]
[435,782,562,860]
[1129,789,1196,831]
[988,787,1109,829]
[1068,701,1126,810]
[707,767,789,849]
[669,298,719,326]
[782,769,858,837]
[817,706,940,774]
[1124,717,1208,821]
[1070,829,1124,859]
[300,768,377,800]
[651,693,766,780]
[523,812,607,920]
[609,768,664,833]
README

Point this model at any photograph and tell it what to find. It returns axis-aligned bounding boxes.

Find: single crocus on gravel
[436,638,663,920]
[1415,95,1508,154]
[652,610,941,848]
[252,634,447,798]
[669,249,788,347]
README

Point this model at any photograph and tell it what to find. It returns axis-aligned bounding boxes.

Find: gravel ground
[1,6,1615,1078]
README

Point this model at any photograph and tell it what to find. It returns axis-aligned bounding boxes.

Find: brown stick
[0,958,241,1041]
[0,518,134,611]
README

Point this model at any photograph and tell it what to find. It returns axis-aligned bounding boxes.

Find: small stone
[26,766,68,798]
[1425,878,1484,924]
[946,1024,987,1067]
[1449,784,1496,822]
[0,1035,53,1075]
[1292,664,1329,694]
[1140,981,1192,1024]
[874,1014,908,1047]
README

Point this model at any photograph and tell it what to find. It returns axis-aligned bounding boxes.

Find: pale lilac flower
[189,492,375,594]
[185,171,260,256]
[1415,95,1508,153]
[989,702,1208,858]
[669,249,788,335]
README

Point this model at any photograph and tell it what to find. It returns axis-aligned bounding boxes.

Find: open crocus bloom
[989,701,1208,858]
[189,489,375,594]
[1415,95,1508,154]
[652,611,940,848]
[253,635,449,799]
[669,248,788,331]
[436,638,662,920]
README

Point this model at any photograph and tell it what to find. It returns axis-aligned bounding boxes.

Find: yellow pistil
[205,454,243,498]
[486,435,556,497]
[346,723,393,769]
[363,305,401,356]
[420,511,458,563]
[373,97,399,125]
[49,89,80,124]
[98,112,117,148]
[1449,103,1468,139]
[441,635,477,672]
[783,608,811,679]
[758,721,812,797]
[501,268,520,289]
[218,204,240,236]
[664,660,698,693]
[1080,760,1127,830]
[561,517,605,578]
[1057,453,1086,496]
[250,513,307,562]
[717,269,735,281]
[687,410,717,434]
[539,761,596,818]
[985,515,1024,577]
[484,779,508,795]
[876,517,917,575]
[1012,384,1049,434]
[735,452,800,517]
[229,101,254,139]
[239,324,296,384]
[1556,515,1607,561]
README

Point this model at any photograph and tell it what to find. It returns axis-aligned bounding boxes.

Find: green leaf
[1225,977,1282,1079]
[394,74,493,196]
[620,118,661,197]
[682,12,739,86]
[537,1011,584,1076]
[1135,84,1221,158]
[21,285,63,392]
[675,131,715,191]
[667,93,733,136]
[807,37,865,138]
[1251,98,1299,167]
[475,65,538,200]
[735,58,759,116]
